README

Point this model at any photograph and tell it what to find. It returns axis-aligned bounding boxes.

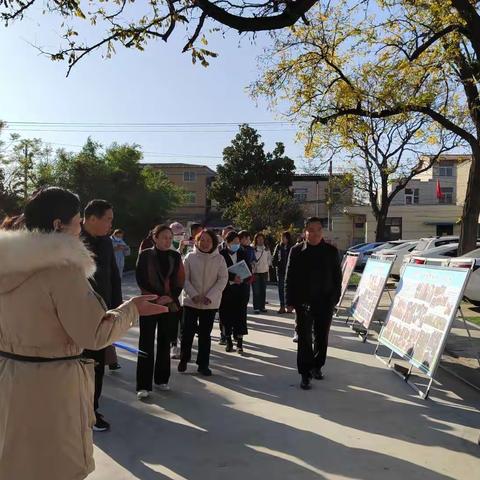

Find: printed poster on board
[337,254,358,306]
[351,258,393,329]
[379,264,470,377]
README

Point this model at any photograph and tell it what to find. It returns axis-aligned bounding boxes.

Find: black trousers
[136,314,174,390]
[296,303,334,375]
[180,307,216,368]
[83,348,106,413]
[252,272,268,310]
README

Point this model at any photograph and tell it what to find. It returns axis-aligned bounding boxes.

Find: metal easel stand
[351,320,368,342]
[457,307,480,368]
[334,294,351,321]
[374,343,436,400]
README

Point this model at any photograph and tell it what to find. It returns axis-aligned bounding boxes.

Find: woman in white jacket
[178,229,229,376]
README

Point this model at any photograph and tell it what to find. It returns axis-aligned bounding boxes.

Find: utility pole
[22,143,29,201]
[327,160,333,231]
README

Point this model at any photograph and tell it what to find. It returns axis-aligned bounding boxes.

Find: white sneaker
[292,333,298,343]
[157,383,170,391]
[170,346,180,359]
[137,390,150,400]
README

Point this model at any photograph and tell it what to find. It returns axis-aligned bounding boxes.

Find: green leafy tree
[0,132,51,213]
[229,186,303,232]
[210,124,295,217]
[253,1,480,254]
[35,139,184,241]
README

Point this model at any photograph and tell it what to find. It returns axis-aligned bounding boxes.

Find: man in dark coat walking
[285,217,342,390]
[82,199,122,431]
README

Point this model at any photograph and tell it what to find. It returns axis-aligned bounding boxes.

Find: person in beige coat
[0,187,167,480]
[178,229,228,376]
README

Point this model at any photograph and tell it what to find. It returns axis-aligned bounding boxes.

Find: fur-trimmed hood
[0,230,96,294]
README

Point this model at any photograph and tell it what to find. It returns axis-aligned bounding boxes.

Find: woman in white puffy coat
[178,229,229,376]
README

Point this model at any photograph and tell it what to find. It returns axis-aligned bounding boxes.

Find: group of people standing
[0,186,343,480]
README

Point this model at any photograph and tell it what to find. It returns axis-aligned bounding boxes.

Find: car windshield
[375,242,401,250]
[390,241,416,251]
[415,239,431,252]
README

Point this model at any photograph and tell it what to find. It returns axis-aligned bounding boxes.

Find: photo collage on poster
[351,258,393,329]
[379,264,469,376]
[338,254,358,306]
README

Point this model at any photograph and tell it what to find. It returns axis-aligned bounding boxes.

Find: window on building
[438,161,454,177]
[405,188,419,205]
[185,191,197,205]
[293,188,308,202]
[439,187,454,204]
[183,171,196,182]
[384,217,402,240]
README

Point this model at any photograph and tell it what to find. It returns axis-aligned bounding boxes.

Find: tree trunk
[375,207,389,242]
[459,145,480,255]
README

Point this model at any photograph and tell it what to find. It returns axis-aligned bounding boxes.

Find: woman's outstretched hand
[131,295,169,316]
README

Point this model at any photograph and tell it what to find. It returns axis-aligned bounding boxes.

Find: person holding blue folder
[219,231,252,354]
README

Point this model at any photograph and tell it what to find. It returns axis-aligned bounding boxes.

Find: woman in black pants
[178,230,228,375]
[219,231,252,354]
[135,224,185,399]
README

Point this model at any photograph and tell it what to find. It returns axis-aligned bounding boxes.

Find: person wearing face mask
[0,187,167,480]
[168,221,187,358]
[178,230,228,375]
[219,231,251,354]
[252,232,272,314]
[170,221,186,251]
[135,224,185,398]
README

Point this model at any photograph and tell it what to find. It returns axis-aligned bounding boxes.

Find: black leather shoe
[300,374,311,390]
[311,368,324,380]
[197,366,212,376]
[177,360,187,373]
[225,337,234,352]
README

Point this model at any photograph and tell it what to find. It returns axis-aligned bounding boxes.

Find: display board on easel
[350,256,395,340]
[376,263,470,398]
[336,252,359,309]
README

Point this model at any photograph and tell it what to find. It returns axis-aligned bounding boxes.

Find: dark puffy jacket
[272,243,292,275]
[285,240,342,308]
[81,228,122,309]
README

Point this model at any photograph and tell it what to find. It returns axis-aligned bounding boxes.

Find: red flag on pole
[436,179,444,200]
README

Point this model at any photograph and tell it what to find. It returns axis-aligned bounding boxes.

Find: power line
[5,120,297,127]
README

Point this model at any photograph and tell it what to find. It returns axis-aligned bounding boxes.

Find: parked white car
[374,241,419,278]
[452,248,480,306]
[402,236,460,266]
[356,240,413,270]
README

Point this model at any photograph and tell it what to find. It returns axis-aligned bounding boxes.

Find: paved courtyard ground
[89,275,480,480]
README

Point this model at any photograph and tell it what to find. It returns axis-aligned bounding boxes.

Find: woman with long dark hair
[0,187,166,480]
[252,232,272,314]
[136,224,185,398]
[272,231,294,314]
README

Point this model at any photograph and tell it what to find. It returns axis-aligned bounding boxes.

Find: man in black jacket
[285,217,342,390]
[82,199,122,431]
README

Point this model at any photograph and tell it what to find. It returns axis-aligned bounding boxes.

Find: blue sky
[0,10,306,171]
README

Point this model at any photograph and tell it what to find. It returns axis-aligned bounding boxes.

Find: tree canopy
[229,186,303,232]
[209,124,295,217]
[253,0,480,253]
[1,0,318,75]
[35,138,185,239]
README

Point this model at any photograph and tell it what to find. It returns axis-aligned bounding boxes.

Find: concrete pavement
[89,276,480,480]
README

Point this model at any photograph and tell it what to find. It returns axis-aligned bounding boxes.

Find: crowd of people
[0,186,343,480]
